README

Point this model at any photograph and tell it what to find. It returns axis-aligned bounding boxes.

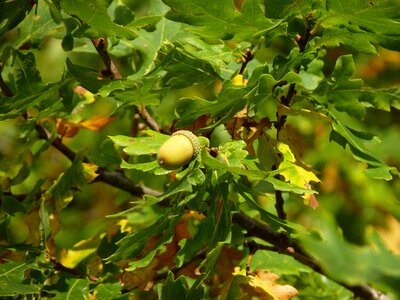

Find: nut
[157,130,200,170]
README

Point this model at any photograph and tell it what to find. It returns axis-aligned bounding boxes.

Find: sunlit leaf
[163,0,283,40]
[315,0,400,53]
[109,130,169,156]
[300,212,400,299]
[61,0,137,39]
[248,269,298,300]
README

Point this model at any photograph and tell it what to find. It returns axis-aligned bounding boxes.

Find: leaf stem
[138,105,161,133]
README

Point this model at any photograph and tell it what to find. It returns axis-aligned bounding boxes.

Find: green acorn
[157,130,200,170]
[6,216,30,245]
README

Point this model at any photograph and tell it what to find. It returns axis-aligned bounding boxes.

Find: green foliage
[1,0,400,299]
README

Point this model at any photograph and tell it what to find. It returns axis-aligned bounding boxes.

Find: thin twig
[138,105,161,133]
[92,38,161,133]
[272,25,312,219]
[92,38,121,80]
[35,123,161,198]
[49,256,98,282]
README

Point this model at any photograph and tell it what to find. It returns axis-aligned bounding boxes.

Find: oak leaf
[248,269,298,300]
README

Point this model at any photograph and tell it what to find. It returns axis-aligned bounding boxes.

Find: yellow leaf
[249,269,298,300]
[82,163,99,182]
[73,86,95,104]
[60,239,99,269]
[80,115,114,131]
[60,247,96,269]
[232,74,248,86]
[278,142,320,186]
[56,118,80,138]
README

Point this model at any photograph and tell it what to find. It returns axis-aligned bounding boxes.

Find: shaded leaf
[0,260,41,297]
[328,109,396,179]
[314,55,365,119]
[300,212,400,299]
[159,45,221,88]
[48,152,86,207]
[157,272,188,300]
[0,0,33,36]
[175,80,249,127]
[127,18,182,80]
[53,277,89,300]
[66,58,107,93]
[315,0,400,53]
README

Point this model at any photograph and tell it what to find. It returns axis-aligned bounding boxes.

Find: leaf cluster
[0,0,400,299]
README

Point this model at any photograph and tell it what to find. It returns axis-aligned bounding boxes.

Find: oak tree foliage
[1,0,400,299]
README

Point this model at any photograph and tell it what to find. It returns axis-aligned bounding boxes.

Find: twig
[49,256,98,282]
[238,48,253,75]
[92,38,121,80]
[91,38,161,133]
[138,105,161,133]
[272,25,312,219]
[35,123,161,198]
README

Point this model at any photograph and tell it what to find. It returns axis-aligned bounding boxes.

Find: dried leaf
[80,115,114,131]
[303,183,319,209]
[56,118,80,138]
[248,269,298,300]
[82,163,100,182]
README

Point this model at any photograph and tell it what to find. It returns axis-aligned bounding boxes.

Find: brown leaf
[79,115,114,131]
[303,183,319,209]
[248,269,298,300]
[56,118,80,138]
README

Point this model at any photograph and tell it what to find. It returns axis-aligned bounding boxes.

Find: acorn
[157,130,200,170]
[6,216,30,245]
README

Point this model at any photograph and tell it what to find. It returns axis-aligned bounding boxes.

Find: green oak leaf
[314,55,365,119]
[315,0,400,53]
[61,0,137,39]
[162,0,283,40]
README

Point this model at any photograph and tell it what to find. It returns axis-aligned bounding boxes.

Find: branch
[233,212,390,300]
[272,24,313,219]
[36,124,162,198]
[92,38,121,80]
[138,105,161,133]
[91,38,161,133]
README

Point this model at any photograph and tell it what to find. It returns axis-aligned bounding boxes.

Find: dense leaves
[0,0,400,299]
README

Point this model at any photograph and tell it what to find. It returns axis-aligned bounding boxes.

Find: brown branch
[49,256,98,282]
[35,123,161,198]
[238,48,253,75]
[138,105,161,133]
[92,38,121,80]
[272,25,313,219]
[233,212,390,300]
[91,38,161,133]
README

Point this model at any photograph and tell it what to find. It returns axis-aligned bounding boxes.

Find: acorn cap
[172,130,201,156]
[157,130,201,170]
